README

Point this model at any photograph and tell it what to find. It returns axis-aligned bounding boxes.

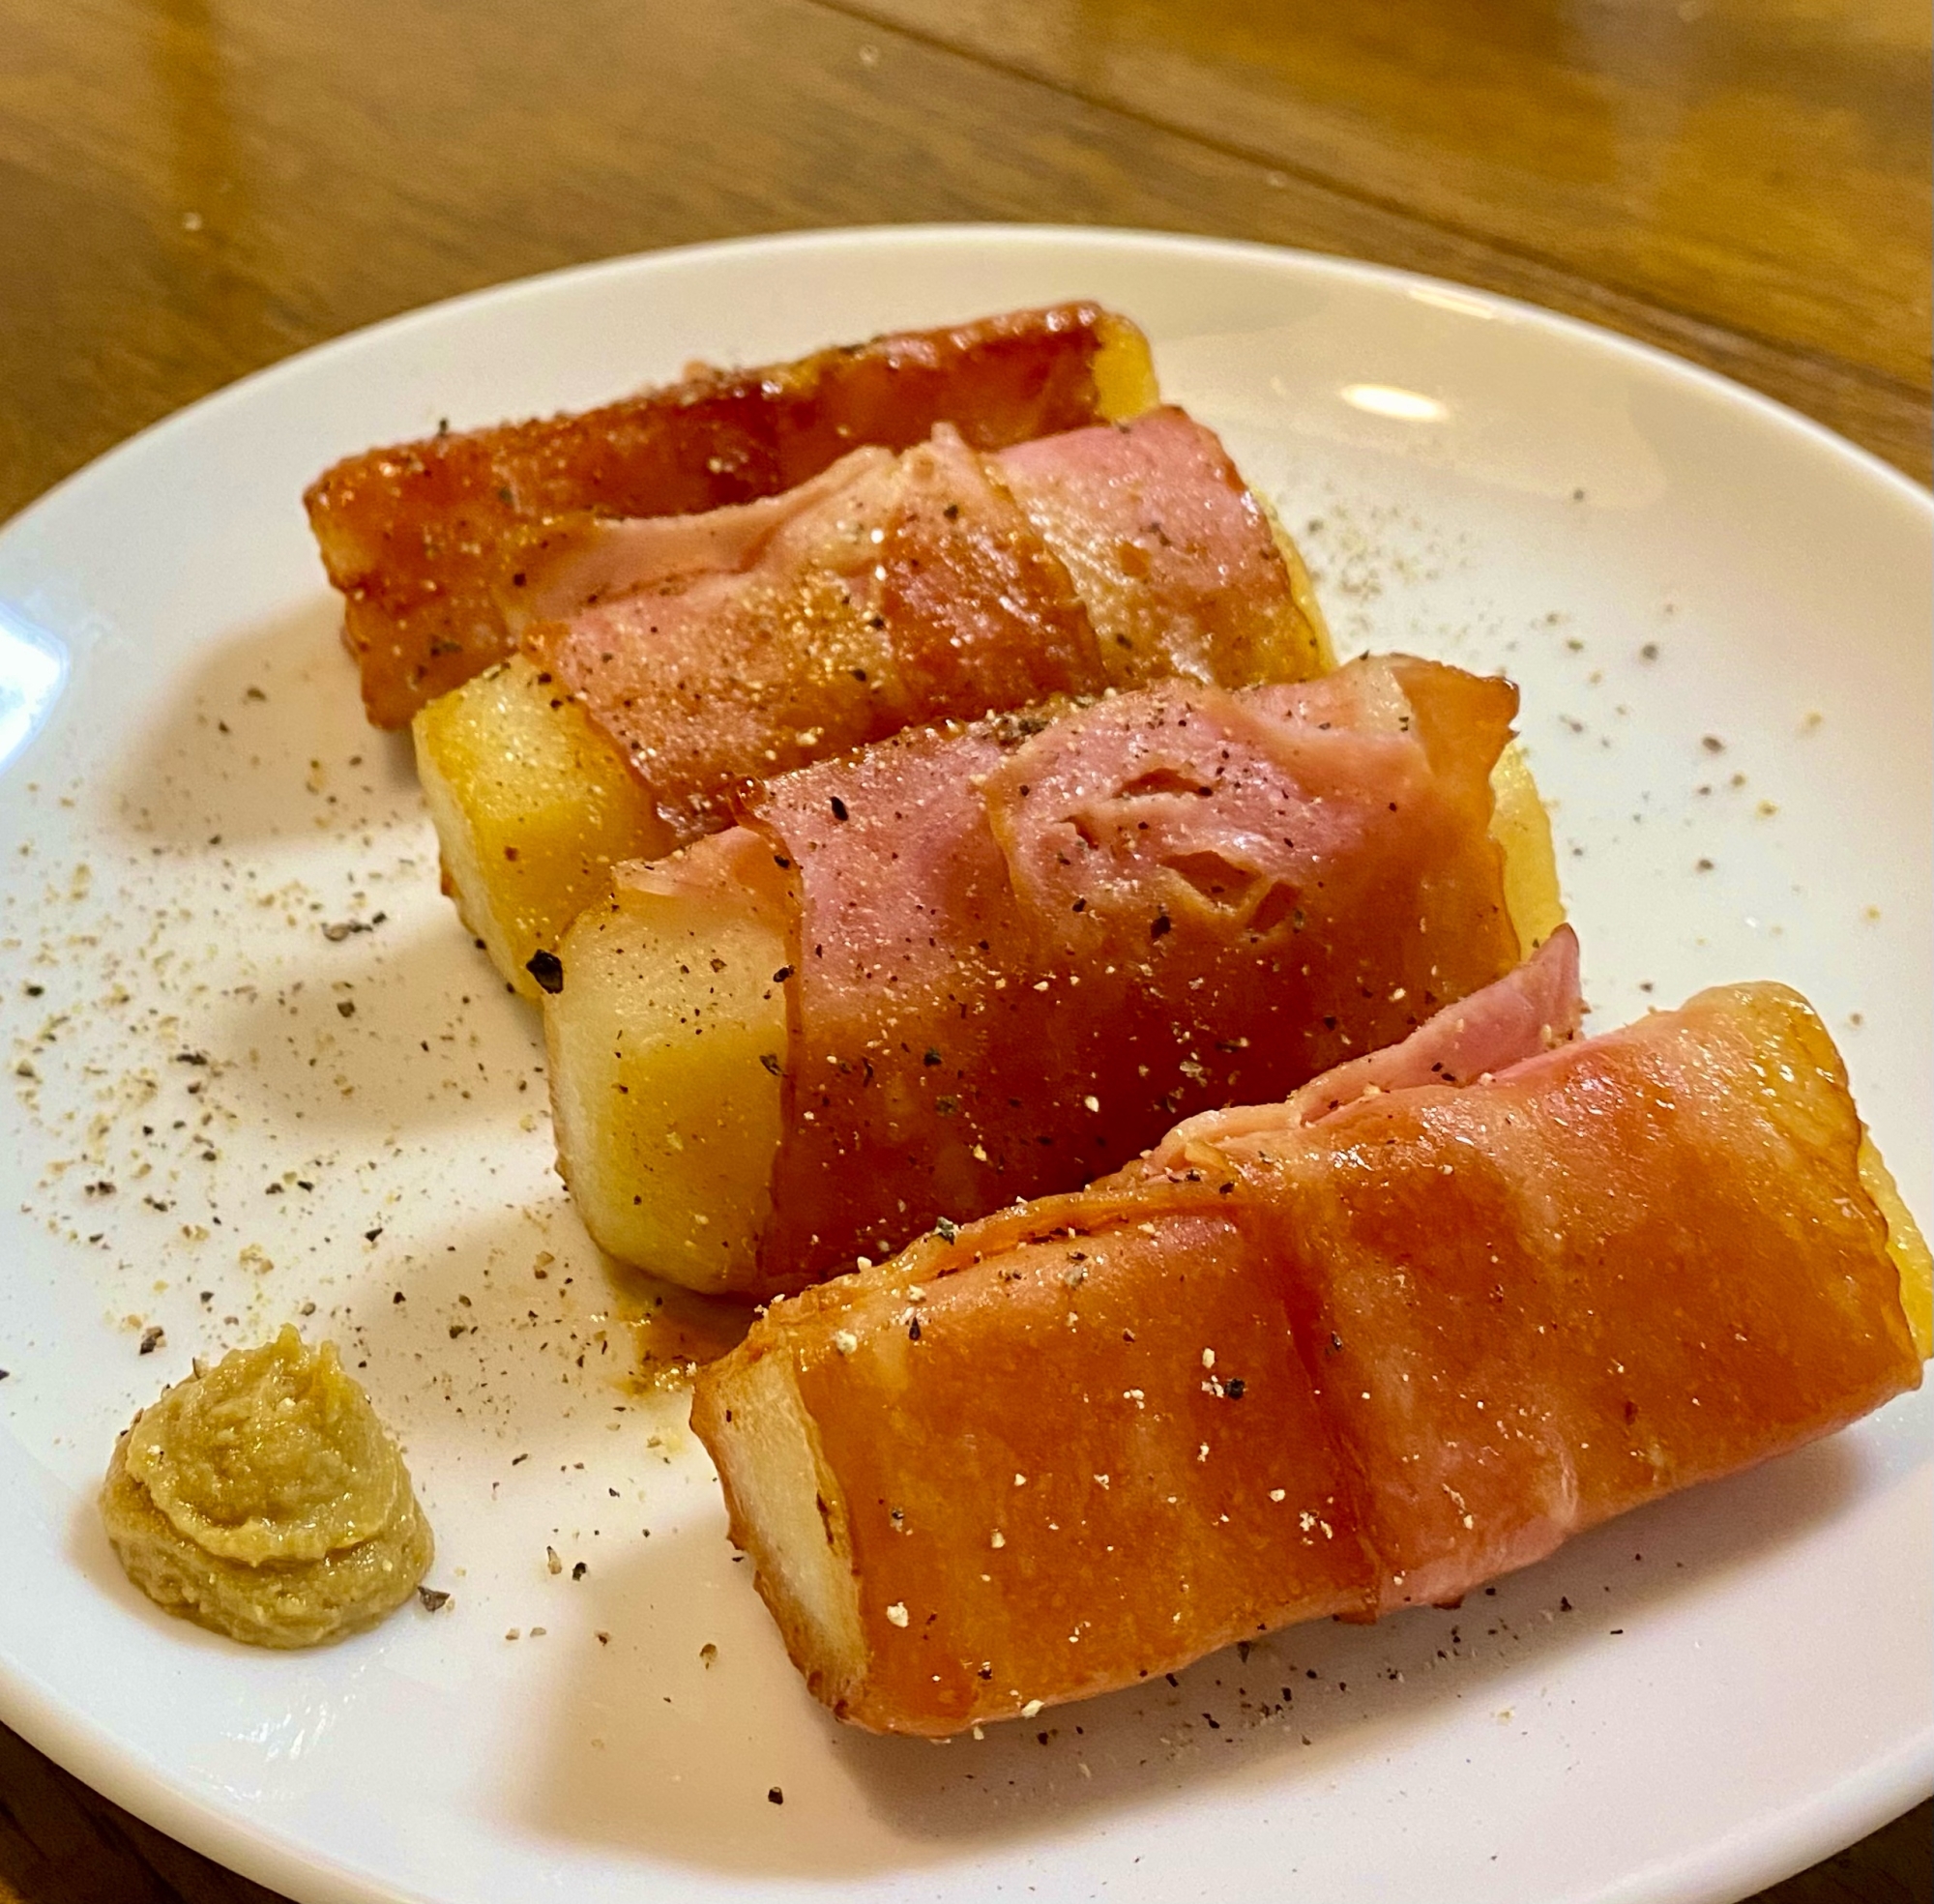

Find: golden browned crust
[305,305,1157,727]
[691,984,1920,1736]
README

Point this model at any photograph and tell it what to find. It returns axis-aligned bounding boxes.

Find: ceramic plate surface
[0,227,1927,1904]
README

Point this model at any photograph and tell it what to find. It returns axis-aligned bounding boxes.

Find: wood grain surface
[0,0,1927,1898]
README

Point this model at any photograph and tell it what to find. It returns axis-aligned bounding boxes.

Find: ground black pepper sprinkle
[767,1786,784,1805]
[417,1587,452,1613]
[526,949,565,994]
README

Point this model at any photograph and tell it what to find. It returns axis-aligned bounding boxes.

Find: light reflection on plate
[0,605,67,770]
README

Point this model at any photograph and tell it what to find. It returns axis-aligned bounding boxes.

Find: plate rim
[0,221,1927,1904]
[3,223,1927,554]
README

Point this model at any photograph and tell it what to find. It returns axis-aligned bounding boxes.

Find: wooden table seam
[807,0,1930,412]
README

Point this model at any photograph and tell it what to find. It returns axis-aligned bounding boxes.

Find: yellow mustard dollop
[100,1327,433,1648]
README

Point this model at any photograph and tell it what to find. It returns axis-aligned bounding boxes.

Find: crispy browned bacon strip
[305,304,1157,725]
[691,956,1924,1736]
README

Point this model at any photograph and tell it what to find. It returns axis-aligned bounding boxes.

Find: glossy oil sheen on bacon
[740,654,1522,1286]
[996,404,1320,688]
[306,304,1150,726]
[523,425,1107,842]
[518,406,1320,851]
[691,968,1922,1736]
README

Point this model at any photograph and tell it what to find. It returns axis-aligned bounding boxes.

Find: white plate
[0,227,1927,1904]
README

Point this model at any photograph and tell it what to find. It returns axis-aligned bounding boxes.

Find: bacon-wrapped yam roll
[689,933,1929,1737]
[307,303,1159,727]
[420,405,1330,996]
[544,653,1561,1294]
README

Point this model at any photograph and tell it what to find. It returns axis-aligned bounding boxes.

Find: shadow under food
[111,594,414,852]
[513,1399,1873,1877]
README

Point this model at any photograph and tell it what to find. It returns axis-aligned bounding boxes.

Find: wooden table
[0,1,1927,1898]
